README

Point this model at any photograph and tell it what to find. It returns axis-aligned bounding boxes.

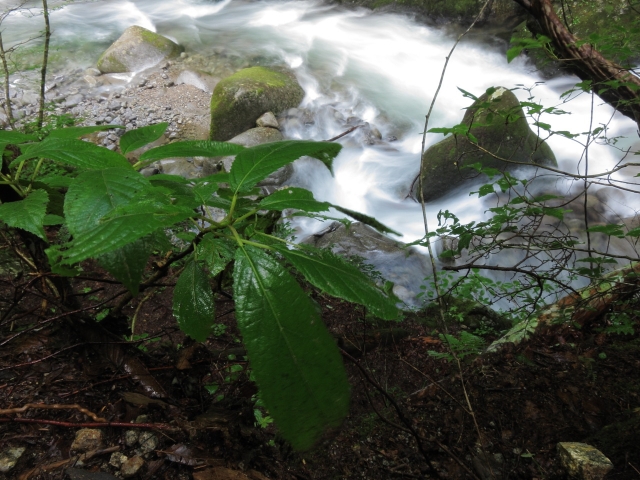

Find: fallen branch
[488,261,640,351]
[0,417,179,431]
[0,403,106,422]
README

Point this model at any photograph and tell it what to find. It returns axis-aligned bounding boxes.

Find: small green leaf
[0,189,48,239]
[586,224,625,237]
[333,206,401,236]
[230,141,341,193]
[47,125,124,139]
[14,138,131,170]
[233,245,350,450]
[272,244,398,320]
[259,187,331,212]
[120,123,168,154]
[173,259,216,341]
[139,140,245,164]
[477,184,496,197]
[506,46,524,63]
[196,234,236,276]
[98,237,153,295]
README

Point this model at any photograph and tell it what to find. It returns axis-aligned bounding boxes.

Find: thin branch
[37,0,51,130]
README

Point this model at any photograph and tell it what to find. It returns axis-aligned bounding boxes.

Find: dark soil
[1,246,639,480]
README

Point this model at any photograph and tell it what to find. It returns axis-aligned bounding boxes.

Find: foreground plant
[0,123,400,450]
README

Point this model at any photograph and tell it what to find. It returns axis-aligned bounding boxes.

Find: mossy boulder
[411,87,557,202]
[97,26,183,74]
[209,67,304,141]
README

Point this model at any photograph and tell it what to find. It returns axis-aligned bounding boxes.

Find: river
[3,0,639,307]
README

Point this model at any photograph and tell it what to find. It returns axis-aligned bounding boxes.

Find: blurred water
[2,0,638,303]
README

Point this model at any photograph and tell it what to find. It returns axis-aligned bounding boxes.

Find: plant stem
[37,0,51,130]
[0,32,15,129]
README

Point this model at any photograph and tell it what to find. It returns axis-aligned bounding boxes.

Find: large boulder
[97,26,183,74]
[209,67,304,141]
[302,222,431,307]
[411,87,557,202]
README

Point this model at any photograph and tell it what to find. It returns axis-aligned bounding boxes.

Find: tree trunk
[513,0,640,130]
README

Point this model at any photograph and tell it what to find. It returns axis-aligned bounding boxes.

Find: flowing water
[3,0,639,305]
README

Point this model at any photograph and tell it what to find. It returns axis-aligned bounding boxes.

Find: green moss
[209,67,304,141]
[137,27,183,56]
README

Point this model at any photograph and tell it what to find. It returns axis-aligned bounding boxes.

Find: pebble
[138,431,159,454]
[70,429,103,452]
[120,455,144,478]
[0,447,25,473]
[124,430,139,447]
[109,451,128,468]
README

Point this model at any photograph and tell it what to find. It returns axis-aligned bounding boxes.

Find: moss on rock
[209,67,304,141]
[97,25,183,74]
[412,87,556,202]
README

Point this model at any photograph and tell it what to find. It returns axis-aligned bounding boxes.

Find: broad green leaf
[60,202,194,264]
[173,259,216,341]
[273,244,398,320]
[98,237,153,295]
[120,123,168,154]
[45,245,82,277]
[65,168,151,236]
[230,141,341,193]
[139,140,245,163]
[196,234,236,276]
[0,189,48,239]
[146,178,199,208]
[0,131,37,144]
[47,125,124,139]
[43,214,65,225]
[233,245,350,450]
[259,187,331,212]
[14,138,131,170]
[333,205,401,236]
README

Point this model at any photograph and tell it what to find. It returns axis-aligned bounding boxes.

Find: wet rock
[200,127,290,185]
[109,451,128,468]
[120,455,144,477]
[0,447,25,473]
[209,66,304,141]
[138,431,159,454]
[411,86,556,202]
[256,111,279,129]
[97,25,184,74]
[124,430,139,447]
[557,442,613,480]
[70,428,103,452]
[175,69,218,93]
[302,222,431,307]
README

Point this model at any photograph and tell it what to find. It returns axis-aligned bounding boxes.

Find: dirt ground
[0,249,639,480]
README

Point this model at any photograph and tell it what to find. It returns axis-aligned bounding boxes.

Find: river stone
[302,221,431,307]
[557,442,613,480]
[411,87,557,202]
[201,127,291,186]
[0,447,25,473]
[70,428,103,452]
[175,69,218,93]
[121,455,144,478]
[97,26,183,74]
[209,66,304,141]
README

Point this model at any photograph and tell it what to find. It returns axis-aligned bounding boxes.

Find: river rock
[121,455,144,478]
[411,87,557,202]
[0,447,25,473]
[70,428,103,452]
[209,66,304,141]
[302,221,431,307]
[175,69,218,93]
[201,127,292,186]
[557,442,613,480]
[97,26,184,74]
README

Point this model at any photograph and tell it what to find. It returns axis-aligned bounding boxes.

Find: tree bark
[513,0,640,130]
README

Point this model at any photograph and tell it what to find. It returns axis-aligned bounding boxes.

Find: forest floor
[0,254,639,480]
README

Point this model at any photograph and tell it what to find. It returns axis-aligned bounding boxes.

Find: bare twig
[0,417,179,430]
[0,403,106,422]
[37,0,51,129]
